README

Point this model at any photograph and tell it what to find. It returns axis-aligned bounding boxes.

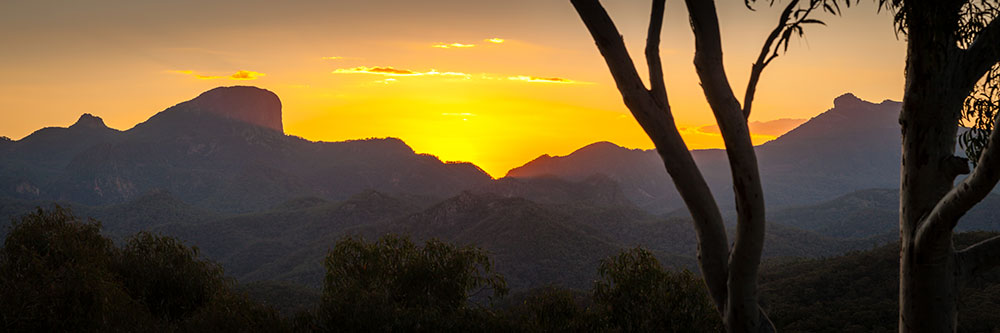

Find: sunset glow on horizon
[0,0,905,177]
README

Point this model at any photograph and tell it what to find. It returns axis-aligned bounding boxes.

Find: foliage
[759,232,1000,332]
[961,63,1000,166]
[317,234,508,331]
[0,206,145,331]
[114,231,227,321]
[592,247,722,332]
[239,280,322,316]
[0,206,288,332]
[500,286,595,332]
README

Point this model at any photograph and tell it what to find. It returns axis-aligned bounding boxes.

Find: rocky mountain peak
[70,113,109,129]
[833,92,864,109]
[181,86,283,133]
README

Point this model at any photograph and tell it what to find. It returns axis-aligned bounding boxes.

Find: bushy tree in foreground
[592,247,722,332]
[0,206,287,332]
[0,207,144,331]
[316,235,508,331]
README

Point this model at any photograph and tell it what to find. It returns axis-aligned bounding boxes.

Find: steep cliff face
[170,86,283,133]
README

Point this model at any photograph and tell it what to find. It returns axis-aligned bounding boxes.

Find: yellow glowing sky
[0,1,904,177]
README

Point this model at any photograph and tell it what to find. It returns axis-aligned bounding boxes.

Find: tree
[317,235,507,331]
[876,0,1000,331]
[570,0,847,331]
[0,206,288,332]
[0,206,145,331]
[592,248,722,332]
[113,231,228,321]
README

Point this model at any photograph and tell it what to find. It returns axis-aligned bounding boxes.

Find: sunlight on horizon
[0,0,905,178]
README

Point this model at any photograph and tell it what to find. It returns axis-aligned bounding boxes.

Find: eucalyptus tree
[878,0,1000,331]
[570,0,848,331]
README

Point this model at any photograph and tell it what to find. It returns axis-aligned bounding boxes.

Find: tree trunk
[570,0,775,331]
[898,81,964,333]
[898,3,968,330]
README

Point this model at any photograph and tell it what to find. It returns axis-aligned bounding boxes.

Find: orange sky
[0,1,904,177]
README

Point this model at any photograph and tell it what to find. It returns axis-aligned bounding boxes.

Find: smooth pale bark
[571,0,792,331]
[569,0,731,312]
[898,1,1000,331]
[682,0,770,331]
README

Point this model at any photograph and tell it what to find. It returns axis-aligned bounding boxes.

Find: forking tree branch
[961,17,1000,90]
[744,0,799,118]
[917,110,1000,253]
[684,0,771,330]
[744,0,832,118]
[571,0,732,314]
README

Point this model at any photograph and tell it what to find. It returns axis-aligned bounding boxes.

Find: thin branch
[958,234,1000,281]
[917,111,1000,246]
[960,18,1000,90]
[646,0,668,108]
[744,0,799,118]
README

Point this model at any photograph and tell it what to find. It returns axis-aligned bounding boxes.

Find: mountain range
[2,86,995,292]
[508,93,903,214]
[0,86,489,213]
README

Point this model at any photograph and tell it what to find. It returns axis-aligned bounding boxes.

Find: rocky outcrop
[175,86,283,133]
[70,113,110,129]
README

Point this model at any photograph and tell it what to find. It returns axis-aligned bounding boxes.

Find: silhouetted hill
[13,180,870,292]
[474,174,634,208]
[770,188,1000,239]
[0,86,491,212]
[508,93,903,214]
[0,114,121,199]
[760,232,1000,332]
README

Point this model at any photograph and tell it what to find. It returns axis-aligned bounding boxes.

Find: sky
[0,0,904,177]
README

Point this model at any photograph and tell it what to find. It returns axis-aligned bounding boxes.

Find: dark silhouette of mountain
[507,93,903,214]
[472,174,635,208]
[0,177,876,292]
[0,86,491,212]
[759,232,1000,332]
[770,188,1000,239]
[0,114,122,199]
[178,86,284,133]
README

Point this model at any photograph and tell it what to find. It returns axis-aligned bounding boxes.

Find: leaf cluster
[961,64,1000,166]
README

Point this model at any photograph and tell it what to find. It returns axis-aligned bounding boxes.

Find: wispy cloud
[167,69,265,80]
[230,70,265,80]
[432,42,476,49]
[507,75,582,84]
[321,56,345,60]
[333,66,470,78]
[486,38,505,44]
[441,112,476,121]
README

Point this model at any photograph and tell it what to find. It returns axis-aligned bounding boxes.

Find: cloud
[230,70,265,80]
[168,69,264,80]
[333,66,470,78]
[432,42,476,49]
[486,38,505,44]
[697,118,806,137]
[507,75,582,84]
[442,112,476,121]
[167,70,219,79]
[321,56,345,60]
